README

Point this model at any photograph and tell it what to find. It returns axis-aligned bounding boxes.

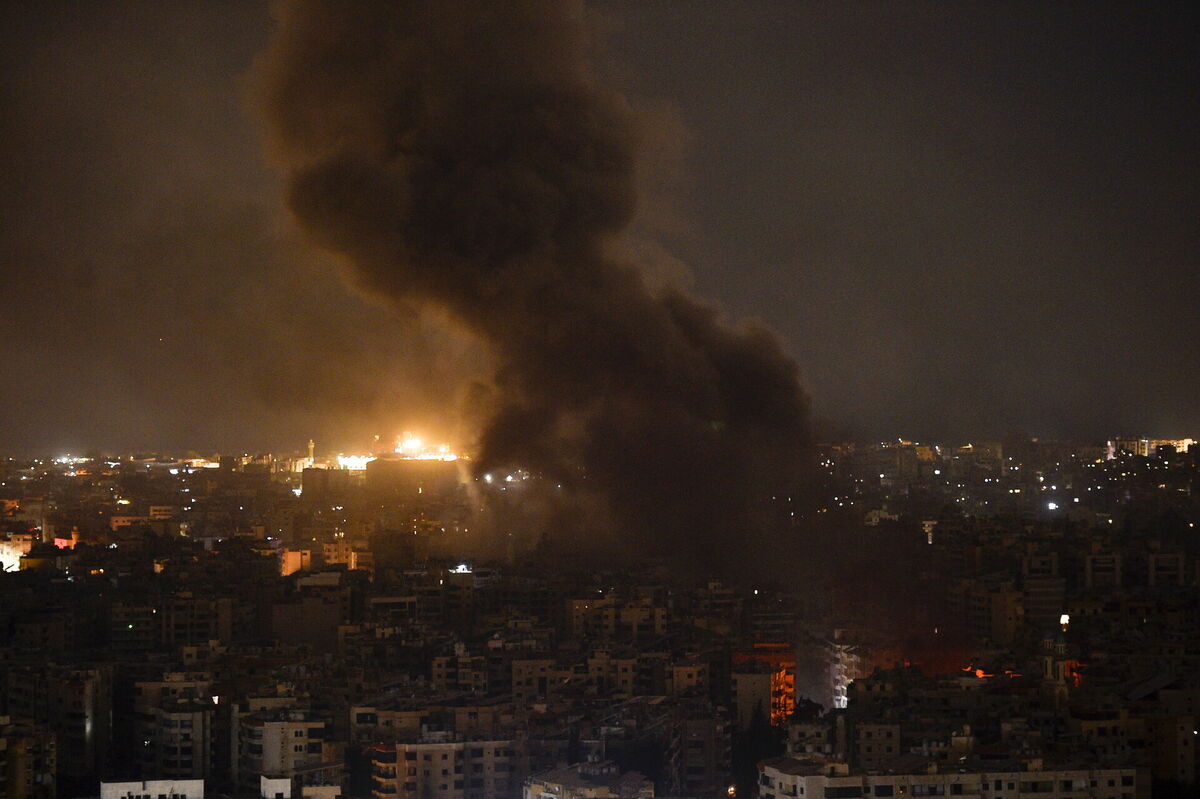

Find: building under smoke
[255,0,811,576]
[364,455,464,502]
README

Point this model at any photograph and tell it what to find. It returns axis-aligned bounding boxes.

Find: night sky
[2,1,1197,454]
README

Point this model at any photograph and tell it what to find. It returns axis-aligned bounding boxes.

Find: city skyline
[1,4,1198,796]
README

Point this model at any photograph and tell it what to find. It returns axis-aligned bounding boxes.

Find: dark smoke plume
[256,0,810,574]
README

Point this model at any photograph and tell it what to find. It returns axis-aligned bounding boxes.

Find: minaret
[307,439,315,462]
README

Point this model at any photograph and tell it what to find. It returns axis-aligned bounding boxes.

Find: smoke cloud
[255,0,811,573]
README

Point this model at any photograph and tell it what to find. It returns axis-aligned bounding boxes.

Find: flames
[335,433,461,470]
[394,435,458,461]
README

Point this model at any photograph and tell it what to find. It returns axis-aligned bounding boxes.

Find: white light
[483,474,493,484]
[933,469,941,475]
[1047,502,1058,510]
[337,454,374,470]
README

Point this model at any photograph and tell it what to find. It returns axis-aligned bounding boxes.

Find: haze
[1,1,1196,454]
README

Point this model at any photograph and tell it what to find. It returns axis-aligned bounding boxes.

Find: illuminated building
[237,711,341,797]
[0,534,35,573]
[1110,437,1151,457]
[281,549,313,577]
[826,630,871,710]
[371,738,523,799]
[732,644,796,726]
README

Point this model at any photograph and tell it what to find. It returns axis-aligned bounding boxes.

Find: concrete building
[1085,554,1122,588]
[732,645,796,726]
[99,780,203,799]
[160,594,233,648]
[261,774,342,799]
[0,716,56,799]
[523,760,653,799]
[365,457,462,502]
[138,703,215,781]
[759,757,1139,799]
[730,667,772,731]
[134,674,217,781]
[431,653,490,695]
[666,712,730,799]
[238,711,341,796]
[667,661,708,696]
[1147,552,1187,587]
[2,666,111,790]
[371,737,522,799]
[851,722,901,770]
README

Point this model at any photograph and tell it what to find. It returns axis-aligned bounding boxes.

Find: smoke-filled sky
[1,1,1197,455]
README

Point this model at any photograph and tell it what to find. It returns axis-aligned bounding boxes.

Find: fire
[394,433,459,461]
[333,433,462,470]
[336,455,375,470]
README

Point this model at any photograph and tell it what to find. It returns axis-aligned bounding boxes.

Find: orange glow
[393,433,461,461]
[734,644,796,725]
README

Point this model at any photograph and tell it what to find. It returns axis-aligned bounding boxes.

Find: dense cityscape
[3,1,1197,799]
[1,434,1197,799]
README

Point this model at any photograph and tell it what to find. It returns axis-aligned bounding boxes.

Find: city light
[0,1,1195,787]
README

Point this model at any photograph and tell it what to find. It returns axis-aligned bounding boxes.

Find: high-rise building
[371,737,523,799]
[238,711,342,797]
[0,716,56,799]
[2,666,111,791]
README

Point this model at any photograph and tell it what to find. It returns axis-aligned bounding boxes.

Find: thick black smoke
[256,0,810,573]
